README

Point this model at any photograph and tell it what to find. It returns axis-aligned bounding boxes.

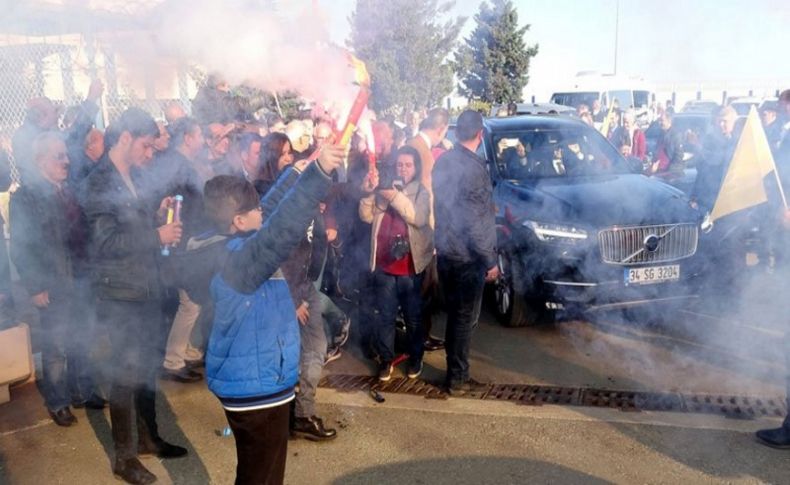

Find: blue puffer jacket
[205,164,329,410]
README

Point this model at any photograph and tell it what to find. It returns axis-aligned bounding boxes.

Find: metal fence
[0,33,207,185]
[0,34,202,145]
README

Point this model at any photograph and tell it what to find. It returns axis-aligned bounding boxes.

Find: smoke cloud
[84,0,360,115]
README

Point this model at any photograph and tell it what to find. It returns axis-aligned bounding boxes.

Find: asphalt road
[1,269,788,484]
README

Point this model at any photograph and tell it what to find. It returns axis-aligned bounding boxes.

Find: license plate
[624,265,680,285]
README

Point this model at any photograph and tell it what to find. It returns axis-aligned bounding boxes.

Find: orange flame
[346,52,370,88]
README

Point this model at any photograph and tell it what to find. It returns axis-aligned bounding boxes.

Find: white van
[550,72,655,123]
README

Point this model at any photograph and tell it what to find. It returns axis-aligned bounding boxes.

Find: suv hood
[501,173,700,228]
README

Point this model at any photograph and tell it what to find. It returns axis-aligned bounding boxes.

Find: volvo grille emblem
[643,234,661,252]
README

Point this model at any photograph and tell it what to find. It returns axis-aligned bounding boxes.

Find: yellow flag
[599,103,614,137]
[710,106,778,221]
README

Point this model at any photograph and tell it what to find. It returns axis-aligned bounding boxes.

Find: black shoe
[73,394,107,410]
[446,378,489,396]
[756,427,790,449]
[113,457,157,484]
[407,360,423,379]
[423,337,444,352]
[138,439,188,459]
[378,361,393,382]
[160,367,202,383]
[49,407,77,427]
[292,416,337,442]
[334,317,351,348]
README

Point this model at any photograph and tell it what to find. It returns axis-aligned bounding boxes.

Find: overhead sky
[320,0,790,98]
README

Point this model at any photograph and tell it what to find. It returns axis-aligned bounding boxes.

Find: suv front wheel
[493,249,545,327]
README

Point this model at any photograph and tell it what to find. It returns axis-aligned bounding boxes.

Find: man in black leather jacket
[80,108,186,485]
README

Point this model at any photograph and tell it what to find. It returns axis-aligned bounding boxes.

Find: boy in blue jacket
[203,146,344,485]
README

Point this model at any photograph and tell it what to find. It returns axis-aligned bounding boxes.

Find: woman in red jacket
[623,110,647,161]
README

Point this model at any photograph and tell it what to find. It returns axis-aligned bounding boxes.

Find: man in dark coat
[81,108,186,485]
[432,110,499,394]
[691,106,741,212]
[10,132,86,425]
[650,110,686,174]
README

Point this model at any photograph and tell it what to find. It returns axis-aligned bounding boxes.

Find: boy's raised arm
[222,146,345,293]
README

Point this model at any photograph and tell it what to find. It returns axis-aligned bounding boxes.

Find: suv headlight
[700,212,714,233]
[524,221,588,244]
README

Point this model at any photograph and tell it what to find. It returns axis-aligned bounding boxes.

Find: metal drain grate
[320,374,375,392]
[582,389,639,411]
[518,386,581,406]
[319,374,788,420]
[484,384,533,402]
[633,392,685,412]
[684,394,786,419]
[374,377,449,399]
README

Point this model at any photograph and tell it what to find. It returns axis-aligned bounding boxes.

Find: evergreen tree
[348,0,465,115]
[454,0,539,105]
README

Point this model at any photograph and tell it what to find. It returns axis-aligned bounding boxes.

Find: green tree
[454,0,539,105]
[348,0,465,116]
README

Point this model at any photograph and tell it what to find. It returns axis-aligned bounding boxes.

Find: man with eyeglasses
[202,122,233,178]
[10,131,99,426]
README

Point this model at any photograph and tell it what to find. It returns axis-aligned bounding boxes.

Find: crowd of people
[3,73,790,484]
[0,75,498,484]
[574,92,790,186]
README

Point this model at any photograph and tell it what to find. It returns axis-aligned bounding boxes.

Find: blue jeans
[36,291,72,411]
[371,270,424,364]
[316,290,348,349]
[295,287,327,418]
[438,258,485,387]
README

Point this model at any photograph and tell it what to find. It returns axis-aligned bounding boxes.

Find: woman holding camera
[359,146,434,381]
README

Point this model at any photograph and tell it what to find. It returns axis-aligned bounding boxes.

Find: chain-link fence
[0,33,204,163]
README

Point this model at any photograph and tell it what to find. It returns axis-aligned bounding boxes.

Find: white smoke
[88,0,360,110]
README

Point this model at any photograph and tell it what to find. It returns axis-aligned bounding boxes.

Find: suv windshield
[493,125,629,179]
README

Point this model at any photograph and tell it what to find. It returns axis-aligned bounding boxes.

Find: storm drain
[319,374,787,420]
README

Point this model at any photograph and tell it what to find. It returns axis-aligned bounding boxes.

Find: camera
[376,164,404,191]
[377,172,405,191]
[389,234,410,260]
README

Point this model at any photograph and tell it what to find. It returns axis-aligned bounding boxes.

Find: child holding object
[202,144,344,485]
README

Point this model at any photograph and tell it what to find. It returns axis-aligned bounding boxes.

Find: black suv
[483,115,710,326]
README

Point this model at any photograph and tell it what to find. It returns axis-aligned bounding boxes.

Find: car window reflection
[494,128,627,179]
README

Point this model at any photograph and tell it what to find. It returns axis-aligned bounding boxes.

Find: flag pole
[773,165,789,209]
[599,102,615,136]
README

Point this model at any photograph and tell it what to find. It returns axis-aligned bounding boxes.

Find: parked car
[482,115,710,326]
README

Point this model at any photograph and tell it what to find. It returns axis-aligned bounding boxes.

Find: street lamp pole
[613,0,619,75]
